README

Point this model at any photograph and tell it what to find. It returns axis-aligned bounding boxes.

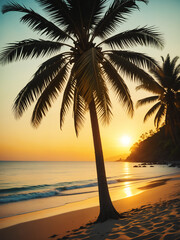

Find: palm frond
[36,0,80,36]
[99,26,164,49]
[2,1,28,14]
[74,48,112,123]
[73,90,86,136]
[31,63,69,127]
[21,10,71,41]
[136,96,159,108]
[13,54,68,118]
[173,76,180,92]
[0,39,64,64]
[93,77,112,125]
[60,73,76,130]
[136,82,164,95]
[173,63,180,82]
[92,0,140,39]
[143,101,161,122]
[74,48,103,104]
[2,2,71,41]
[150,67,165,87]
[85,0,106,30]
[107,50,158,69]
[151,55,180,90]
[107,52,157,87]
[34,52,70,77]
[162,54,171,76]
[102,58,134,116]
[154,104,166,128]
[171,56,179,71]
[163,56,179,85]
[66,0,106,31]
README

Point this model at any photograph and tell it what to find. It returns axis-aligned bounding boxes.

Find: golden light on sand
[119,135,131,147]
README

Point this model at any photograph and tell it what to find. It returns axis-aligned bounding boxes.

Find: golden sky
[0,0,180,161]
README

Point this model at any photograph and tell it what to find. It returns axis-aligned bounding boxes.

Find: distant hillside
[126,127,180,163]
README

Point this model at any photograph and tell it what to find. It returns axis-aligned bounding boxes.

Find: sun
[119,135,131,147]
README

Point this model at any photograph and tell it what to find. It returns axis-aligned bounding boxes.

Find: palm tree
[137,54,180,144]
[0,0,163,222]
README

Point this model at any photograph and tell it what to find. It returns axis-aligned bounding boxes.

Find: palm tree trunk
[89,100,120,222]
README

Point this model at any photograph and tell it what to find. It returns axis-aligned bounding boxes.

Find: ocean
[0,161,179,218]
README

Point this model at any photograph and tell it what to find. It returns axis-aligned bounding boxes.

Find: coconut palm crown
[0,0,164,221]
[137,54,180,143]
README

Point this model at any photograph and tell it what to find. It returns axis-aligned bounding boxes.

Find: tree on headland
[0,0,163,222]
[127,126,180,163]
[136,54,180,144]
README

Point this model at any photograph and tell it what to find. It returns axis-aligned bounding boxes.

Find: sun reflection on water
[110,162,143,201]
[124,182,132,197]
[123,162,133,197]
[124,162,130,176]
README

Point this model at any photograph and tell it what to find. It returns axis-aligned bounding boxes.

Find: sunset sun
[119,135,132,147]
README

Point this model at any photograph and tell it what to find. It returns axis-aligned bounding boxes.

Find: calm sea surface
[0,161,179,217]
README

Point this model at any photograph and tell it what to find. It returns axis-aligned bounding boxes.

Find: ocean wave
[0,179,117,204]
[117,174,176,183]
[0,184,51,194]
[0,179,97,195]
[0,190,60,204]
[0,174,174,204]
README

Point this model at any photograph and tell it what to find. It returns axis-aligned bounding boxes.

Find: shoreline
[0,174,180,240]
[0,171,179,220]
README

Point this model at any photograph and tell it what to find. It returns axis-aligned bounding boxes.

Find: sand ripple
[57,198,180,240]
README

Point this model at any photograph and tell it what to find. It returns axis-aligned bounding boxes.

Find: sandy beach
[0,174,180,240]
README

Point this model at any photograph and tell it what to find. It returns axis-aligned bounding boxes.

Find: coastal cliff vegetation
[126,127,180,163]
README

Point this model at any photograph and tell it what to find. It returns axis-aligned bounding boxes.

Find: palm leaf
[107,50,158,69]
[163,56,179,86]
[60,73,76,129]
[136,96,159,108]
[93,77,112,125]
[173,63,180,83]
[36,0,81,36]
[74,48,103,104]
[92,0,140,39]
[73,89,86,136]
[21,11,71,41]
[162,54,171,76]
[173,76,180,91]
[2,2,29,13]
[171,56,179,72]
[107,52,157,86]
[31,63,69,127]
[0,39,64,64]
[143,102,161,122]
[85,0,106,30]
[74,48,112,123]
[2,2,70,41]
[150,67,165,86]
[66,0,106,31]
[99,26,164,49]
[154,104,166,128]
[136,82,164,95]
[13,54,68,118]
[102,58,134,116]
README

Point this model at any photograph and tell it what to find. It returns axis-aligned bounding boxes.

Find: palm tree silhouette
[0,0,164,221]
[137,54,180,144]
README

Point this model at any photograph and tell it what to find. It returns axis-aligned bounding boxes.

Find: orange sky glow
[0,0,180,161]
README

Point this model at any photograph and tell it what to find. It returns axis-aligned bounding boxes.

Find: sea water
[0,161,179,218]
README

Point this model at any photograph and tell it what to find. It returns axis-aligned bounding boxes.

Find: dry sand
[0,175,180,240]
